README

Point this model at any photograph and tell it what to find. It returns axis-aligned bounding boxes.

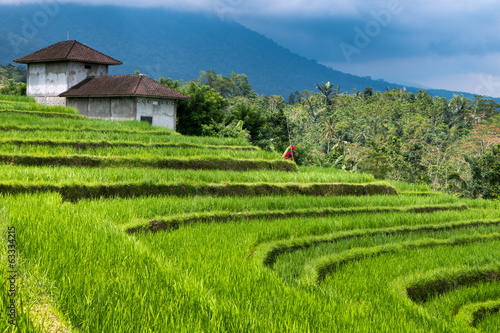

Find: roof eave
[134,94,190,99]
[14,59,122,65]
[61,94,189,99]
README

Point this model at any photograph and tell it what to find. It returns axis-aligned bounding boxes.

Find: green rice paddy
[1,101,499,332]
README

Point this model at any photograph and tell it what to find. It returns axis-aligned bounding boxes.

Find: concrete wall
[33,96,67,106]
[68,96,177,130]
[46,62,68,95]
[27,63,49,96]
[27,62,68,98]
[27,61,109,105]
[67,62,108,89]
[67,98,89,117]
[136,98,176,130]
[111,97,135,121]
[67,97,136,122]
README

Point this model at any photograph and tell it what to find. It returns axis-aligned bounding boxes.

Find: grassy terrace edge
[391,263,500,304]
[125,204,467,234]
[252,210,500,267]
[455,300,500,327]
[0,138,259,151]
[0,109,84,118]
[0,124,181,136]
[388,263,500,329]
[0,154,294,171]
[0,182,396,201]
[301,233,500,285]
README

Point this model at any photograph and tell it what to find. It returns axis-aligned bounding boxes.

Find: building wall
[27,63,46,96]
[27,61,109,106]
[136,98,176,130]
[67,97,136,122]
[111,97,136,121]
[46,62,68,95]
[68,96,177,130]
[33,96,67,106]
[67,98,89,117]
[67,62,108,89]
[27,62,68,106]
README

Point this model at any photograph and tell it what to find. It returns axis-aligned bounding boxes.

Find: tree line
[165,70,500,199]
[0,63,26,95]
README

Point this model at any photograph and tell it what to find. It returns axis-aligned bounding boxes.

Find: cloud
[1,0,499,18]
[0,0,212,11]
[323,53,500,98]
[1,0,499,96]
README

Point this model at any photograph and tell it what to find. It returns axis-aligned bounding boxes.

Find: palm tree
[315,82,338,105]
[321,116,336,153]
[448,94,470,127]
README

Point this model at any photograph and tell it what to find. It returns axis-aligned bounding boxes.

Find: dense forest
[3,65,500,199]
[167,70,500,199]
[0,63,26,95]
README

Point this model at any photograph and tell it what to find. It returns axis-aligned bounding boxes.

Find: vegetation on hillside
[161,71,500,199]
[0,64,26,95]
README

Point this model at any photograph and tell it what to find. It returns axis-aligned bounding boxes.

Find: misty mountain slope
[0,3,485,99]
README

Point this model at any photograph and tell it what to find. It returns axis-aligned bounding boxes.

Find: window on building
[140,116,153,125]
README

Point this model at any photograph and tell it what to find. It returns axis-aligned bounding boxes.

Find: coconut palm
[321,116,336,153]
[315,82,338,105]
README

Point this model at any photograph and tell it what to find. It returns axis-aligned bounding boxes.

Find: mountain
[0,3,493,100]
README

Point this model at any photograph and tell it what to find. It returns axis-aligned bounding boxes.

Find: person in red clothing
[282,145,296,160]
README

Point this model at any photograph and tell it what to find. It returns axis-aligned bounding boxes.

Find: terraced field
[1,96,500,332]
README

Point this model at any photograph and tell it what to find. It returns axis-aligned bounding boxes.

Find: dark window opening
[140,116,153,125]
[84,64,92,69]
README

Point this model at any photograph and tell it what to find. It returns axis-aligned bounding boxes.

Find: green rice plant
[0,165,376,185]
[125,203,468,234]
[391,263,500,309]
[139,207,500,332]
[251,213,500,269]
[0,142,269,159]
[0,181,396,201]
[0,95,35,103]
[0,138,259,152]
[477,317,500,331]
[0,110,84,119]
[321,243,500,331]
[5,190,499,332]
[435,290,500,327]
[0,207,44,332]
[82,193,469,230]
[0,101,79,115]
[3,193,229,332]
[0,130,257,148]
[0,112,180,135]
[5,95,500,331]
[0,113,252,146]
[475,305,500,331]
[387,180,431,193]
[301,233,500,285]
[0,153,296,172]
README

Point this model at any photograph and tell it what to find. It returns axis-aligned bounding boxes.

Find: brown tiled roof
[14,40,122,65]
[59,75,190,99]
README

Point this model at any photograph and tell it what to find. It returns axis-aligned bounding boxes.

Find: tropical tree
[321,116,336,153]
[176,81,227,136]
[159,77,179,89]
[315,81,338,105]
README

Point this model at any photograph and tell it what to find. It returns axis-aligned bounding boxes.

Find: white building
[14,40,189,130]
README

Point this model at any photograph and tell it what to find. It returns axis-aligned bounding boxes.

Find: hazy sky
[3,0,500,96]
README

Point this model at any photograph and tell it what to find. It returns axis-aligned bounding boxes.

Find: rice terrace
[2,94,500,333]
